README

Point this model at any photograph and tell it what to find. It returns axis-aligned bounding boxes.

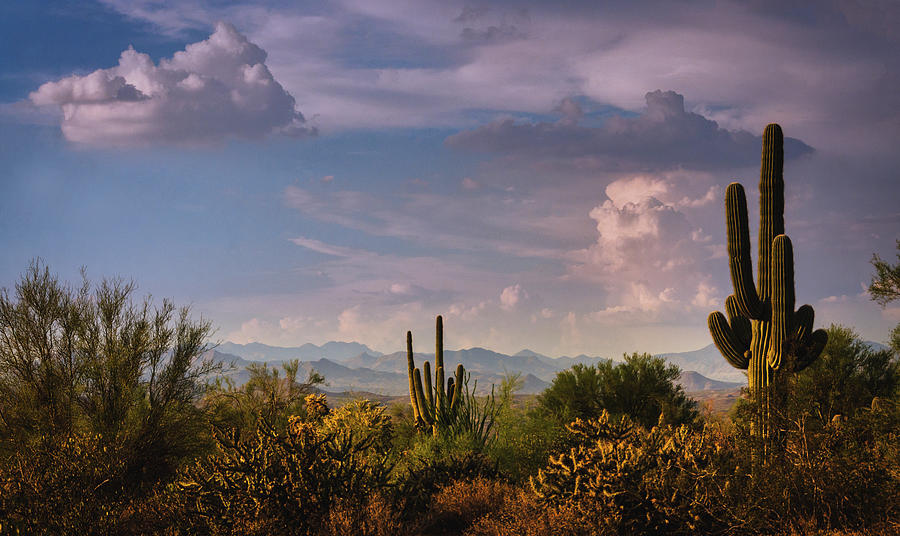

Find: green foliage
[0,261,217,533]
[488,373,567,481]
[205,360,324,435]
[537,353,698,429]
[869,239,900,307]
[320,398,394,455]
[531,411,747,535]
[708,124,827,444]
[787,325,900,427]
[0,432,130,534]
[727,324,900,532]
[175,415,392,536]
[392,449,501,519]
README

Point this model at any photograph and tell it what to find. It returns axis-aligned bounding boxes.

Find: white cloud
[691,281,720,309]
[30,22,313,145]
[500,283,527,311]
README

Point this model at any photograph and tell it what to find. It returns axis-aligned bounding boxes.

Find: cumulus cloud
[588,283,677,322]
[585,185,701,273]
[30,22,314,145]
[500,284,527,311]
[446,90,813,169]
[569,173,724,321]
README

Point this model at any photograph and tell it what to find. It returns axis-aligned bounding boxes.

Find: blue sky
[2,0,898,356]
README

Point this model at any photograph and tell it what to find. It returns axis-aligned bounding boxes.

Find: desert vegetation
[1,126,899,535]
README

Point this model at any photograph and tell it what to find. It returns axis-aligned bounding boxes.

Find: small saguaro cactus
[708,123,827,444]
[405,315,465,434]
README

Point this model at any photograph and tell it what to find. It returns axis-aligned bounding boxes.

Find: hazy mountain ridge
[217,341,382,362]
[206,341,761,395]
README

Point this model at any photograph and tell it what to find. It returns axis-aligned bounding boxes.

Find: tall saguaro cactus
[406,315,465,434]
[708,124,827,444]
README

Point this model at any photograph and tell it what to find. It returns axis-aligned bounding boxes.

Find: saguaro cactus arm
[758,124,785,303]
[767,235,795,370]
[406,331,420,423]
[795,329,828,372]
[454,364,464,408]
[726,183,764,320]
[423,361,434,409]
[708,311,750,369]
[726,295,752,348]
[435,315,445,404]
[413,368,434,425]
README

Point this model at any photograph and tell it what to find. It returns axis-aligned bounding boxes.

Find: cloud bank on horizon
[2,0,898,357]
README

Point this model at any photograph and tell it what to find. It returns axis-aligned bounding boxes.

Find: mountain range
[204,341,751,395]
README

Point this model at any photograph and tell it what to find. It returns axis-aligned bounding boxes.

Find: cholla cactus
[305,393,330,421]
[531,412,741,534]
[320,399,393,454]
[708,124,827,444]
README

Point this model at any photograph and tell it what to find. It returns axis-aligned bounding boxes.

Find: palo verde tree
[537,353,697,429]
[707,124,827,448]
[0,261,218,488]
[870,240,900,353]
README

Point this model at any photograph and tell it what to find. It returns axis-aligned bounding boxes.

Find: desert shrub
[537,354,698,429]
[174,415,392,536]
[0,432,129,534]
[392,449,501,518]
[465,487,588,536]
[319,493,406,536]
[320,398,393,455]
[418,478,526,535]
[204,360,324,435]
[784,325,900,429]
[740,399,900,533]
[0,262,217,534]
[489,385,568,482]
[530,411,748,535]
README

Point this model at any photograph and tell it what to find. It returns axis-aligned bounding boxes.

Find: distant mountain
[677,371,744,392]
[865,340,890,352]
[210,340,758,396]
[660,340,893,385]
[216,341,382,363]
[657,344,748,383]
[343,347,606,383]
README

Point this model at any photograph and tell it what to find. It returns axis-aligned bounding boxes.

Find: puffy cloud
[569,173,725,321]
[588,283,677,322]
[446,90,813,169]
[30,22,314,145]
[500,283,527,311]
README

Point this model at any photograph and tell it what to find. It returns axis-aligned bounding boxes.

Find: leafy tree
[537,353,698,429]
[0,261,218,502]
[869,239,900,307]
[787,324,899,426]
[869,240,900,356]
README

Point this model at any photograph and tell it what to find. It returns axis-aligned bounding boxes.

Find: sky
[1,0,898,357]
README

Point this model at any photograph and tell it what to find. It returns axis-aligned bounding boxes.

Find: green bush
[531,411,747,535]
[174,414,392,536]
[537,353,698,429]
